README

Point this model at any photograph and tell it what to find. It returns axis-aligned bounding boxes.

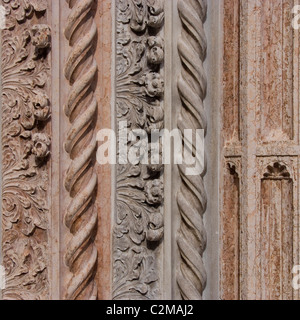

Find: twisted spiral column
[176,0,208,300]
[64,0,98,300]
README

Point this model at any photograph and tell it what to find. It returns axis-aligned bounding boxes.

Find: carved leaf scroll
[113,0,165,300]
[1,0,51,300]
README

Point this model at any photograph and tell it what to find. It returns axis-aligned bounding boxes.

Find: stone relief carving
[1,0,51,300]
[176,0,208,300]
[263,162,291,179]
[63,0,98,300]
[1,0,297,302]
[2,0,47,29]
[113,0,164,300]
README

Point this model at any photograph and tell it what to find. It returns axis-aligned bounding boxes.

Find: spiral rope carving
[176,0,208,300]
[64,0,98,300]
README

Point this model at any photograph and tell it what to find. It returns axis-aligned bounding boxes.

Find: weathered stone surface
[0,0,298,301]
[221,0,299,300]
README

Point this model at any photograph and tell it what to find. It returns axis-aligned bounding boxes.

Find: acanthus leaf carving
[1,2,51,300]
[113,0,165,300]
[2,0,48,29]
[3,230,49,300]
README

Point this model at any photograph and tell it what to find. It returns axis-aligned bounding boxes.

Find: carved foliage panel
[113,0,165,300]
[1,0,51,300]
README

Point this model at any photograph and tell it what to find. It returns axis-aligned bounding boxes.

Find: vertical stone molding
[63,0,98,300]
[221,0,300,300]
[221,0,241,301]
[113,0,165,300]
[258,162,294,300]
[176,0,208,300]
[220,161,241,300]
[1,0,51,300]
[223,0,240,145]
[257,0,294,142]
[95,0,113,301]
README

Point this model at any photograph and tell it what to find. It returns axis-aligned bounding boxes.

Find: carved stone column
[176,0,208,300]
[63,0,99,301]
